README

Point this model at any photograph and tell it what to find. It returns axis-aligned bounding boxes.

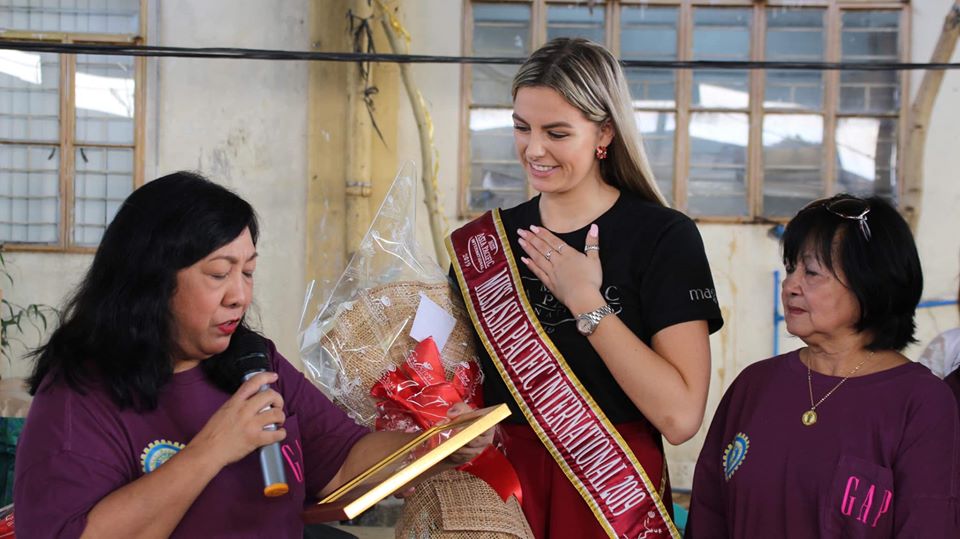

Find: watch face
[576,317,594,335]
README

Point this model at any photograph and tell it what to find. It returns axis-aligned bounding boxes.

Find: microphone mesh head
[228,329,270,375]
[200,326,270,393]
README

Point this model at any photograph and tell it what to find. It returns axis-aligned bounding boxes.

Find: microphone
[219,328,289,498]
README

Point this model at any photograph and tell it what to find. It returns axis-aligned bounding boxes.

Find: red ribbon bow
[370,337,521,503]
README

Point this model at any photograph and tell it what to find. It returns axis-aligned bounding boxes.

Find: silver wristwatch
[575,304,615,336]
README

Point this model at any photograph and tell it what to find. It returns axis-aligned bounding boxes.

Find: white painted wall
[911,0,960,338]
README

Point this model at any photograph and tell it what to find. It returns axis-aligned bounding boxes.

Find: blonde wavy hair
[512,37,666,206]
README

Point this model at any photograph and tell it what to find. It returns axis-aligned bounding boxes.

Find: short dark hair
[781,194,922,351]
[28,171,259,410]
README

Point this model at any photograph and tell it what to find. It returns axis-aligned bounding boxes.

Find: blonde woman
[450,38,722,538]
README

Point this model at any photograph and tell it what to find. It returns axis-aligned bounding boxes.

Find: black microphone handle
[242,369,289,497]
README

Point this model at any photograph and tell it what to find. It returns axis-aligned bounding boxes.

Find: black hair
[781,194,922,351]
[28,171,259,410]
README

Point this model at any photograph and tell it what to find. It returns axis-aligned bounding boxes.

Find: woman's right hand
[188,371,287,469]
[518,223,605,315]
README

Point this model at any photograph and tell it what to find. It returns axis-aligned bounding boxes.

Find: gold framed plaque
[301,403,511,523]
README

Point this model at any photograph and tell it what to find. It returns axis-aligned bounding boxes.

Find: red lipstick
[217,319,239,335]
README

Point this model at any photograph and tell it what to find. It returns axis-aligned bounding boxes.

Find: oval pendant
[801,409,818,426]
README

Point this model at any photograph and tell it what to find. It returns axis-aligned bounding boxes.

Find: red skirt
[500,421,673,539]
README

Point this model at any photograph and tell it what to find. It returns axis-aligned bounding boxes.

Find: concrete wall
[148,0,311,367]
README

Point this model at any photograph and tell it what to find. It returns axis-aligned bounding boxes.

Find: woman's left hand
[444,402,493,466]
[518,224,603,311]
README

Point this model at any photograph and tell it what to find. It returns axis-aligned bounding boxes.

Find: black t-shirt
[455,191,723,425]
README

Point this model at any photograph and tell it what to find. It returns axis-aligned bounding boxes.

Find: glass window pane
[471,3,529,107]
[469,108,526,212]
[839,71,899,114]
[0,51,59,142]
[765,8,824,110]
[621,6,677,57]
[843,31,898,58]
[0,144,60,244]
[622,7,678,108]
[626,68,676,109]
[840,11,900,114]
[547,4,605,44]
[636,111,675,206]
[765,70,823,110]
[472,65,520,107]
[473,4,529,56]
[836,118,898,201]
[766,30,823,59]
[693,70,749,109]
[842,10,899,60]
[688,112,749,216]
[693,8,751,60]
[0,0,139,33]
[74,146,133,247]
[693,9,750,109]
[76,54,135,145]
[762,114,824,217]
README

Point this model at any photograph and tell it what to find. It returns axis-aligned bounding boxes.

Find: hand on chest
[522,275,627,332]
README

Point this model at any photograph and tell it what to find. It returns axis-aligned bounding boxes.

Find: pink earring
[595,145,608,160]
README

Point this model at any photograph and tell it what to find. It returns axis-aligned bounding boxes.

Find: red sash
[448,210,678,538]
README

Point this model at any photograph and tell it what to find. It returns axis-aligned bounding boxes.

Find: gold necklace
[801,351,873,426]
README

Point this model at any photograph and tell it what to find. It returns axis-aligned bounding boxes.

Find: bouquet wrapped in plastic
[299,163,533,539]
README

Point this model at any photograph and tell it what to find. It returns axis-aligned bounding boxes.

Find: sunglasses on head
[806,197,872,242]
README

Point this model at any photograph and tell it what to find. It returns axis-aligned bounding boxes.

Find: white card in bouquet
[409,292,456,351]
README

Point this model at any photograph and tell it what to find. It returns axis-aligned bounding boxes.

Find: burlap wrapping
[396,470,534,539]
[319,280,478,428]
[320,280,532,538]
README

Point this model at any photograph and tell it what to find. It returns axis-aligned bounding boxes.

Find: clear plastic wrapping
[298,162,482,429]
[298,163,533,539]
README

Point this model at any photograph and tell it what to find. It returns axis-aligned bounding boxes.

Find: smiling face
[781,244,862,347]
[512,86,613,197]
[169,227,257,371]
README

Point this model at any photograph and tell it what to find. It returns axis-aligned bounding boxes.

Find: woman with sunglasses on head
[686,194,960,537]
[449,38,723,538]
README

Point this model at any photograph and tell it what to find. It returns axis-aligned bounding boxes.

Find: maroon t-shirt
[686,350,960,538]
[945,366,960,412]
[13,341,368,537]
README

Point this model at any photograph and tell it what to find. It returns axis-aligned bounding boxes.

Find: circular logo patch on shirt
[141,439,186,473]
[722,432,750,481]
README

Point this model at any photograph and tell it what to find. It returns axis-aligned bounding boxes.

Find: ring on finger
[584,245,600,253]
[544,249,554,261]
[556,244,565,253]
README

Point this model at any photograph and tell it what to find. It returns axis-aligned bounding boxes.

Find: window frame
[459,0,910,223]
[0,0,147,253]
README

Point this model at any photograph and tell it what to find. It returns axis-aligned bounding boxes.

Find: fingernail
[518,237,526,245]
[521,257,530,264]
[530,225,540,233]
[516,228,526,237]
[589,224,599,237]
